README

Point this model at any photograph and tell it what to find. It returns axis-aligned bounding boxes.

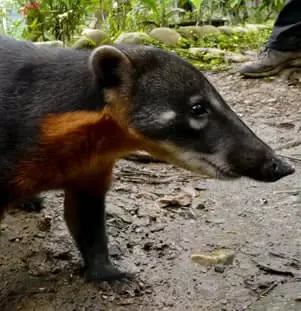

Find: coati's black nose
[261,156,295,182]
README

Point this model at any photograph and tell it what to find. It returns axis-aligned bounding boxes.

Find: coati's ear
[89,45,132,88]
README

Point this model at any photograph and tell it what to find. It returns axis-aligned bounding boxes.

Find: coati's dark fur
[0,35,294,282]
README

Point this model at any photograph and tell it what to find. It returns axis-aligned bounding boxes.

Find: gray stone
[81,28,110,45]
[224,51,247,63]
[245,23,268,31]
[189,47,246,63]
[149,27,181,46]
[178,25,220,40]
[106,203,132,224]
[218,26,235,35]
[72,37,96,49]
[214,264,225,273]
[115,32,152,45]
[189,47,225,58]
[34,41,64,48]
[232,26,248,33]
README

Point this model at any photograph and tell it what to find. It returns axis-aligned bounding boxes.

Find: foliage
[148,26,272,71]
[186,0,286,24]
[0,0,283,73]
[1,0,287,42]
[0,0,25,38]
[196,27,272,53]
[14,0,100,43]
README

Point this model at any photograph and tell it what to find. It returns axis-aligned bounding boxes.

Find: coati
[0,35,294,282]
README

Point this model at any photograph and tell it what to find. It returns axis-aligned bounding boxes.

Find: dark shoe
[239,47,301,77]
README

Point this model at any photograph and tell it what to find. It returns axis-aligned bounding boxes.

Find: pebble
[214,264,225,273]
[37,216,52,232]
[150,224,165,233]
[0,223,8,230]
[143,241,154,251]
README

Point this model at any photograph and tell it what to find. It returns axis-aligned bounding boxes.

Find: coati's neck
[13,108,141,196]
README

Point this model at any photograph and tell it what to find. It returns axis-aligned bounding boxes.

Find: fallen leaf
[191,249,235,265]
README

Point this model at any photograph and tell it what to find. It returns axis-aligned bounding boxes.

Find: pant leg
[267,0,301,51]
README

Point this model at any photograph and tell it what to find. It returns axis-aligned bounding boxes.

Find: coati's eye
[191,103,207,118]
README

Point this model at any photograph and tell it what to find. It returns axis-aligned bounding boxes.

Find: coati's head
[88,45,294,182]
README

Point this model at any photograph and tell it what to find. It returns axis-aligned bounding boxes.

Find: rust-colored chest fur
[12,108,141,198]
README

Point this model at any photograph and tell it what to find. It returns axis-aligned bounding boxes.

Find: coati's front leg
[63,165,132,282]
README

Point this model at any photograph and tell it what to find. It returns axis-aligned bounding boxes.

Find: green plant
[18,0,99,43]
[0,0,25,38]
[148,25,272,71]
[196,27,272,53]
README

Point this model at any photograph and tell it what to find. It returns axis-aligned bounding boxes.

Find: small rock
[245,23,267,30]
[53,250,72,261]
[190,47,246,63]
[189,47,224,58]
[115,32,152,45]
[157,193,192,208]
[155,241,169,251]
[72,37,96,49]
[276,122,295,129]
[34,41,64,48]
[214,264,225,273]
[8,234,23,242]
[149,28,181,47]
[106,204,132,224]
[37,216,52,232]
[110,244,123,259]
[181,186,198,198]
[218,26,235,35]
[205,218,225,225]
[260,198,268,205]
[232,26,248,33]
[137,204,160,218]
[0,223,8,231]
[243,50,257,59]
[34,232,46,238]
[28,262,51,276]
[178,209,196,219]
[192,198,208,210]
[143,241,154,251]
[194,203,207,210]
[178,25,219,40]
[134,226,143,234]
[82,28,110,45]
[191,249,235,265]
[150,224,165,233]
[224,51,246,63]
[136,192,158,200]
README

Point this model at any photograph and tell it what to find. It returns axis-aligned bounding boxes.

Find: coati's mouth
[200,157,240,180]
[141,141,240,180]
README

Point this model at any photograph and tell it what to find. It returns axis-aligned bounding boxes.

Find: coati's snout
[117,45,294,182]
[227,145,295,182]
[257,155,295,182]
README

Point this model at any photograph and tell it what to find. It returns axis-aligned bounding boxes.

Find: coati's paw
[86,264,134,282]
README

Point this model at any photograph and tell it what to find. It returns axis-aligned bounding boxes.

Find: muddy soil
[2,68,301,311]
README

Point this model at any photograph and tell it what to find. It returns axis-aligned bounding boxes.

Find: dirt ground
[2,65,301,311]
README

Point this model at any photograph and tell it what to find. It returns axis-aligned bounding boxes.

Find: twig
[259,281,278,297]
